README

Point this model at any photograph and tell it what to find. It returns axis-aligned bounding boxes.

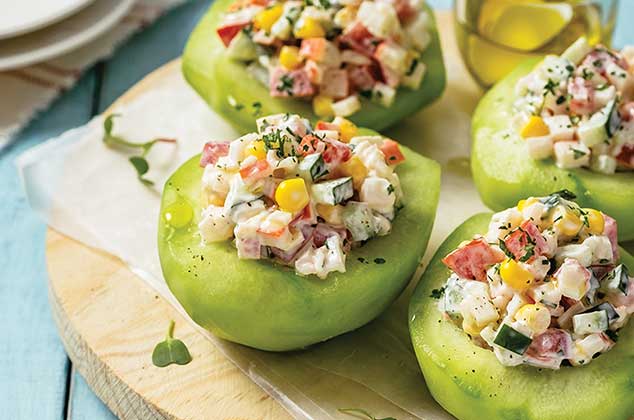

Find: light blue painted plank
[97,0,213,112]
[0,70,96,419]
[69,369,117,420]
[69,3,212,419]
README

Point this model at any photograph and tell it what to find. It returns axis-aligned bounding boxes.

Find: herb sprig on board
[152,320,193,367]
[103,114,177,186]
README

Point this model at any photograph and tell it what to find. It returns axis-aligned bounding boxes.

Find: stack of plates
[0,0,135,71]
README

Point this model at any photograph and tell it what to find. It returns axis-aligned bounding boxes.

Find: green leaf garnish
[152,320,192,368]
[430,286,445,299]
[338,408,397,420]
[103,114,176,186]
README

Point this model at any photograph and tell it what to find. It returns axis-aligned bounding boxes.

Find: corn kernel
[254,4,283,32]
[313,95,334,117]
[316,204,343,225]
[500,258,534,290]
[245,140,267,160]
[553,207,583,236]
[294,17,325,39]
[517,197,537,211]
[334,117,358,142]
[279,46,303,70]
[338,156,368,189]
[583,208,605,235]
[521,116,550,138]
[275,178,310,213]
[515,303,551,335]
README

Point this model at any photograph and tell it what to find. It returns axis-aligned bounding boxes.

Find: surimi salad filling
[514,37,634,174]
[216,0,432,117]
[198,113,406,279]
[437,191,633,369]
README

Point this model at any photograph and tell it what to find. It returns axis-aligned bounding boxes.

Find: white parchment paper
[18,28,488,418]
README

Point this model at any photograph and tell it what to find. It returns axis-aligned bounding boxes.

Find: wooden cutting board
[46,10,473,420]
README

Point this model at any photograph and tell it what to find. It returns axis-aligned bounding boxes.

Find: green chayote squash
[181,0,446,133]
[409,213,634,420]
[158,134,440,351]
[471,59,634,241]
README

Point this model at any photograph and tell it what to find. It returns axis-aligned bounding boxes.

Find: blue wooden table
[1,1,632,418]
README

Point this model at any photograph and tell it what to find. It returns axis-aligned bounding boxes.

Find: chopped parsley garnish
[581,68,594,80]
[572,148,587,159]
[556,95,566,105]
[277,74,294,95]
[430,286,446,299]
[252,101,262,116]
[543,79,557,96]
[374,257,386,264]
[387,184,395,194]
[498,239,514,259]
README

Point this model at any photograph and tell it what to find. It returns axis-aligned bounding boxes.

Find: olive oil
[454,0,618,87]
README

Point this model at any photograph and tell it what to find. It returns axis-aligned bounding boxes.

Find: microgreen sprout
[103,114,177,186]
[151,320,193,368]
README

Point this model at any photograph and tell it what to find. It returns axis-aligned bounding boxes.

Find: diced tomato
[338,23,380,57]
[315,121,339,131]
[322,138,352,164]
[503,220,547,262]
[380,139,405,165]
[200,141,230,167]
[297,134,326,156]
[567,76,595,115]
[300,38,328,61]
[320,68,349,99]
[348,65,377,91]
[239,159,272,181]
[603,215,619,261]
[616,144,634,169]
[216,22,249,47]
[442,238,505,281]
[269,67,315,98]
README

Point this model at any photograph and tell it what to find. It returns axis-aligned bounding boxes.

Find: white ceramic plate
[0,0,135,71]
[0,0,95,40]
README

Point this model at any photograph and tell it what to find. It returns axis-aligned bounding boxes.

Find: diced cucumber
[561,37,592,65]
[493,324,532,355]
[342,201,376,241]
[601,264,630,295]
[578,99,620,147]
[311,177,353,206]
[594,302,620,324]
[582,274,601,306]
[226,30,257,61]
[298,153,328,181]
[443,276,466,319]
[573,310,608,335]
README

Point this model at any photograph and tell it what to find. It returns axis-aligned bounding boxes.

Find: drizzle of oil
[164,199,193,229]
[445,156,472,177]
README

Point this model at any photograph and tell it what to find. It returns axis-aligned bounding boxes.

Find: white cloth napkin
[0,0,187,150]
